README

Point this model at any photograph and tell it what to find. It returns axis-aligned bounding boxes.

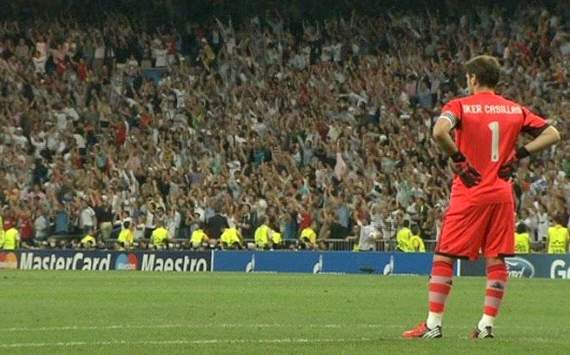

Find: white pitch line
[0,335,566,349]
[0,337,374,349]
[0,323,441,333]
[0,322,562,333]
[0,323,370,332]
[0,323,563,334]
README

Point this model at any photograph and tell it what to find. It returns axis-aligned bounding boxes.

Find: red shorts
[436,200,515,261]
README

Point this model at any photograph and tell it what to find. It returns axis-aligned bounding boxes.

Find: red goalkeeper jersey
[440,91,548,205]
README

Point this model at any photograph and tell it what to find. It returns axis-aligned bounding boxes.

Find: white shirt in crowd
[63,107,80,121]
[332,43,342,62]
[33,55,47,73]
[127,58,139,75]
[134,223,146,241]
[46,132,61,151]
[167,211,181,238]
[36,41,47,57]
[359,223,379,251]
[154,48,168,67]
[145,210,155,229]
[80,206,96,229]
[383,214,397,240]
[34,215,50,238]
[94,45,105,59]
[73,133,86,149]
[31,134,47,157]
[55,111,67,131]
[537,212,549,241]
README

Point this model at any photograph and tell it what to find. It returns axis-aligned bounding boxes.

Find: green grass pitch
[0,271,569,354]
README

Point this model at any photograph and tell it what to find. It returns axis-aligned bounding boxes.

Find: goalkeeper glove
[450,151,481,188]
[498,146,530,181]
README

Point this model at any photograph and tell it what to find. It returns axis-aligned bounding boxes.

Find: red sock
[428,260,454,313]
[484,264,508,317]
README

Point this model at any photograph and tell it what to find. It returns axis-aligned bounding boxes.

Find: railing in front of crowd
[34,235,551,253]
[40,235,423,251]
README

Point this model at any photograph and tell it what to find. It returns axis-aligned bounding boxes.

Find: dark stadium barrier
[99,238,437,252]
[319,239,438,252]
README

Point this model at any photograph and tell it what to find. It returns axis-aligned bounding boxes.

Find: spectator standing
[79,199,97,235]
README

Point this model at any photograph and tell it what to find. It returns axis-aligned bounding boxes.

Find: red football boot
[402,322,442,338]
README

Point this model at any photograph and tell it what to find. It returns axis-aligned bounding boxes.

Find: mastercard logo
[115,253,138,271]
[0,252,18,269]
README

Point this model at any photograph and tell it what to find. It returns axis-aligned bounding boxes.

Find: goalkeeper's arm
[499,126,561,180]
[433,116,481,187]
[520,126,561,155]
[432,116,458,156]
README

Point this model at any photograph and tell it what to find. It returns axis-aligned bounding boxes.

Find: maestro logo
[0,252,18,269]
[505,257,535,278]
[115,253,138,271]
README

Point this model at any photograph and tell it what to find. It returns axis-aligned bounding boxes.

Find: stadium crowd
[0,1,569,252]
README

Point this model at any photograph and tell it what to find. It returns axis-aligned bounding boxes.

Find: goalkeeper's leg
[403,255,454,338]
[472,258,508,339]
[473,203,513,338]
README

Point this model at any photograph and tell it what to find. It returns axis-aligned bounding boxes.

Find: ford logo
[505,257,535,278]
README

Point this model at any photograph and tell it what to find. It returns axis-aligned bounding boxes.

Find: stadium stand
[0,0,569,252]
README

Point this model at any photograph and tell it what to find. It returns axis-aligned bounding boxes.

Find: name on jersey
[463,105,522,115]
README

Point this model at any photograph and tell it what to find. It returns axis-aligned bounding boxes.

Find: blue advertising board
[213,251,433,275]
[213,251,320,273]
[459,254,570,279]
[2,249,569,278]
[0,250,212,272]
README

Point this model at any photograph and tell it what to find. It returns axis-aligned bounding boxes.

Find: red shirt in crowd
[19,216,33,241]
[78,62,88,81]
[115,121,127,146]
[298,212,313,230]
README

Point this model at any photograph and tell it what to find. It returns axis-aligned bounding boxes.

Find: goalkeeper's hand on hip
[450,151,481,188]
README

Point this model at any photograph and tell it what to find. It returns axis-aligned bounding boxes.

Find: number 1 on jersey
[488,121,500,162]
